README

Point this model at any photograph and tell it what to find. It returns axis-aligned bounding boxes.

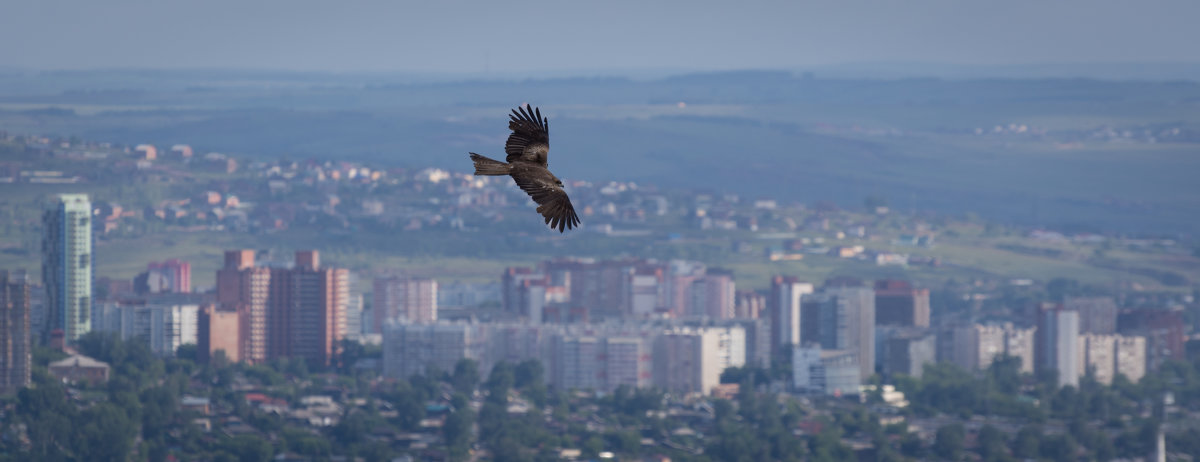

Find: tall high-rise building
[801,286,876,380]
[215,249,348,366]
[690,271,736,319]
[1065,297,1118,334]
[372,276,438,331]
[730,318,770,367]
[344,294,365,337]
[27,281,45,346]
[216,250,270,364]
[768,276,814,353]
[873,280,930,327]
[664,260,705,317]
[502,267,545,315]
[273,251,348,367]
[0,270,32,393]
[42,193,93,344]
[1037,305,1080,388]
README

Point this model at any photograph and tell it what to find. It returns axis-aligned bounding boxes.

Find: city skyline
[2,2,1197,459]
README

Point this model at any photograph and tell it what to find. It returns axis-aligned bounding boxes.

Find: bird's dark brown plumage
[468,105,580,232]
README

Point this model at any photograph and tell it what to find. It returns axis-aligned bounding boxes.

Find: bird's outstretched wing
[505,105,550,166]
[511,171,580,233]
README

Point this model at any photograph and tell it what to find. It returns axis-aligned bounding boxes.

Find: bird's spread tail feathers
[469,153,511,176]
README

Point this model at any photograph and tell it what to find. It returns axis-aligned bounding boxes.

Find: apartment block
[92,301,198,356]
[793,345,861,396]
[0,271,31,393]
[874,280,930,327]
[42,193,92,344]
[1079,333,1147,385]
[1065,297,1118,334]
[373,276,438,331]
[382,322,485,379]
[653,326,745,394]
[198,305,240,363]
[768,276,814,353]
[1037,306,1080,388]
[801,286,875,380]
[216,250,270,364]
[1118,309,1184,371]
[135,259,191,294]
[879,328,935,378]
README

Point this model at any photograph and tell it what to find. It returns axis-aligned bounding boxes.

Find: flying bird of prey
[469,105,581,232]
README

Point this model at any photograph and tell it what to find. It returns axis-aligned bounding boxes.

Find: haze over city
[0,2,1198,461]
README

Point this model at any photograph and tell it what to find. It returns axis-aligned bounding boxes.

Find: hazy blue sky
[3,0,1197,74]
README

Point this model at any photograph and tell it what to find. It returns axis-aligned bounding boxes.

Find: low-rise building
[793,345,861,396]
[48,354,110,385]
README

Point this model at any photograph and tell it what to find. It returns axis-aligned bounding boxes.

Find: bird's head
[556,179,563,187]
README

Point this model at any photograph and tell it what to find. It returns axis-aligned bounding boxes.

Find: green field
[4,222,1189,294]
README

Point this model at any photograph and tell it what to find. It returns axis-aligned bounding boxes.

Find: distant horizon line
[3,60,1200,82]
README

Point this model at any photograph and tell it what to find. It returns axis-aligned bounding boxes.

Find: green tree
[452,358,481,395]
[140,385,179,441]
[933,424,965,461]
[176,343,199,362]
[1013,425,1041,459]
[337,339,366,373]
[604,430,641,456]
[74,403,137,462]
[17,380,76,460]
[900,432,926,459]
[282,428,331,457]
[331,410,370,447]
[514,359,544,389]
[1039,434,1078,461]
[223,434,274,462]
[720,365,771,385]
[977,424,1011,462]
[443,396,475,461]
[986,355,1022,395]
[383,380,427,431]
[485,361,515,401]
